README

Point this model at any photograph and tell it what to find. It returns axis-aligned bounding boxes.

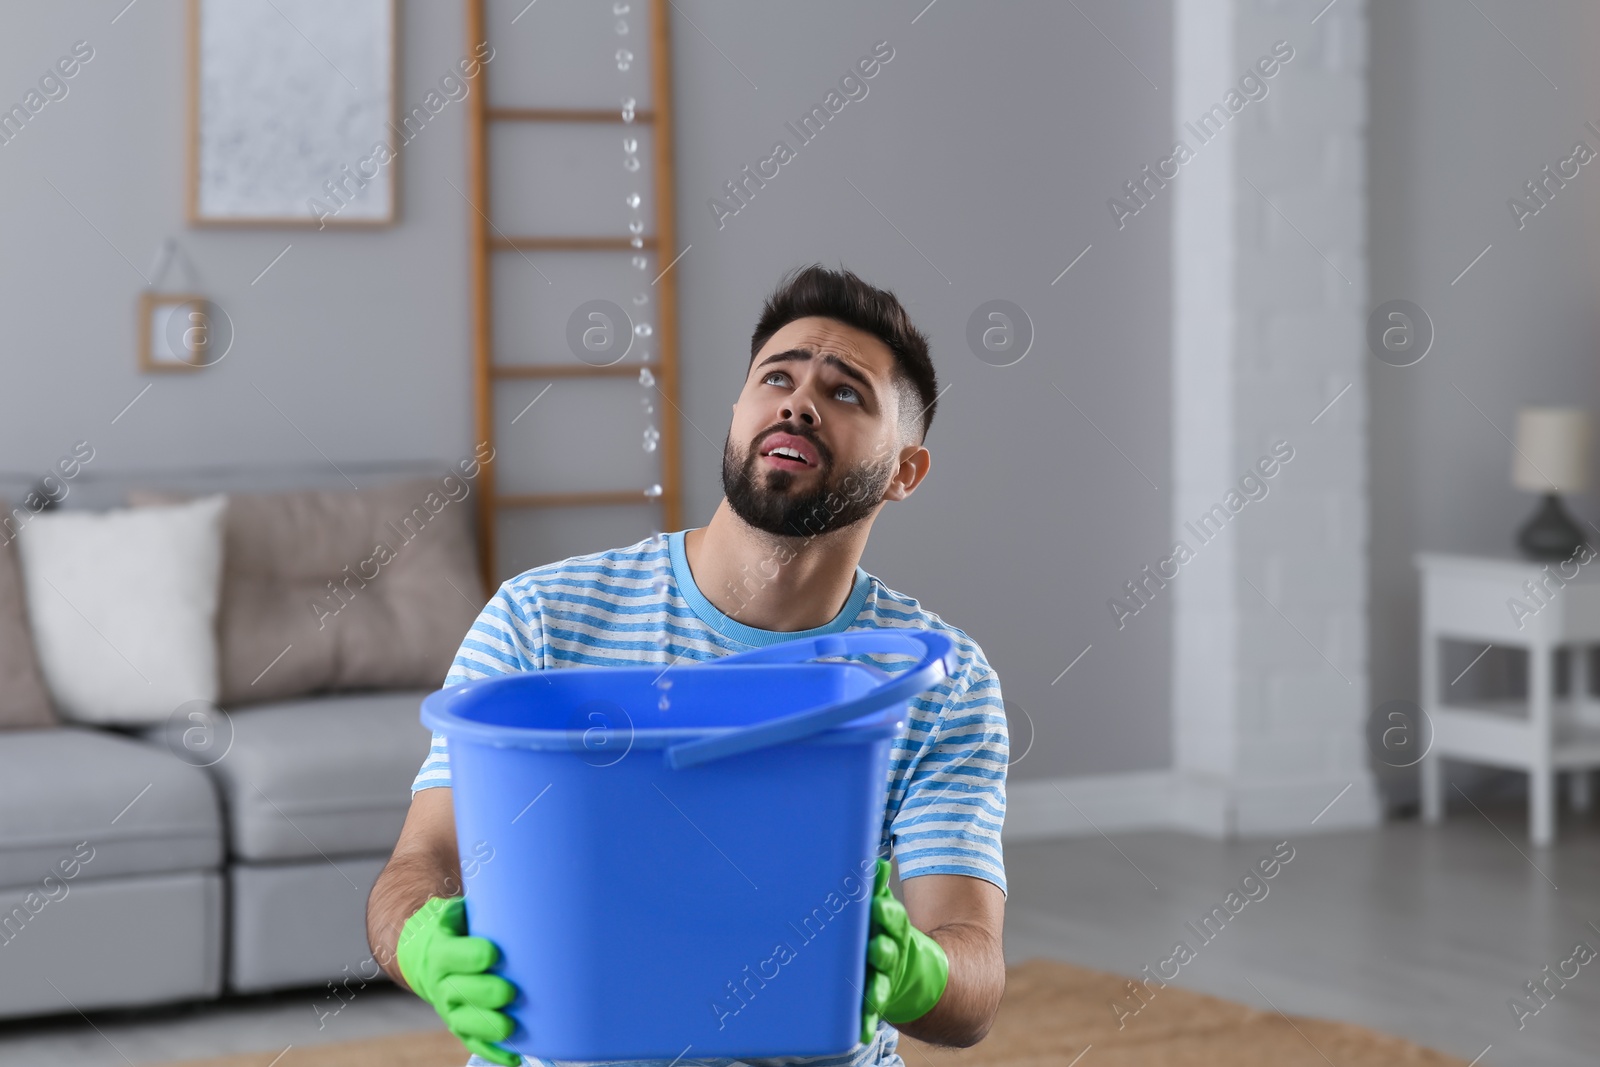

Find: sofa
[0,459,485,1020]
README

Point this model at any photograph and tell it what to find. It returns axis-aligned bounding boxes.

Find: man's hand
[396,895,522,1067]
[860,858,950,1044]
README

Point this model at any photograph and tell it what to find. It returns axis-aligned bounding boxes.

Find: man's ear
[883,445,930,502]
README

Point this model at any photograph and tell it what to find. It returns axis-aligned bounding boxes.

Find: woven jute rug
[157,958,1469,1067]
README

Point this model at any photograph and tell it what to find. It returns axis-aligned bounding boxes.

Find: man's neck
[683,500,871,633]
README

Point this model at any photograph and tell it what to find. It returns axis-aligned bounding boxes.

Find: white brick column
[1168,0,1381,835]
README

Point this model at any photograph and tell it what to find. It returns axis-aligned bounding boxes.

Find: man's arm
[367,786,463,989]
[372,577,540,987]
[890,871,1006,1047]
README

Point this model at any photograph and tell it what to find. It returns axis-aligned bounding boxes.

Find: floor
[1002,801,1600,1067]
[0,977,443,1067]
[1,801,1595,1067]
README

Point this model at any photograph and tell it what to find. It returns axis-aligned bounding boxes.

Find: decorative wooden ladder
[463,0,684,591]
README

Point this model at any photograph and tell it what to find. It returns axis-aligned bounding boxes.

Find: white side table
[1416,552,1600,845]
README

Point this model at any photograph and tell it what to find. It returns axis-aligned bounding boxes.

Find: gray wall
[0,0,472,479]
[0,0,1173,783]
[1369,1,1600,799]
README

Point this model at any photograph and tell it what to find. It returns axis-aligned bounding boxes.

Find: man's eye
[761,370,859,404]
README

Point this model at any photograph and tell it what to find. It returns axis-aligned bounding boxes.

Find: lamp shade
[1513,407,1591,493]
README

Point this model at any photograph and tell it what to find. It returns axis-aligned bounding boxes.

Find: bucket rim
[419,661,908,751]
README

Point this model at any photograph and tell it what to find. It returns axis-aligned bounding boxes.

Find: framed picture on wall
[187,0,398,228]
[138,292,219,372]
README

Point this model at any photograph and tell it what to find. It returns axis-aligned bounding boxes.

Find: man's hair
[747,264,938,444]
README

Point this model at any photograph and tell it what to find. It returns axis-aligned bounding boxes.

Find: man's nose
[780,386,820,425]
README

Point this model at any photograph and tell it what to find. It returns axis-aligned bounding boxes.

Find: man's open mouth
[759,432,820,469]
[762,450,811,471]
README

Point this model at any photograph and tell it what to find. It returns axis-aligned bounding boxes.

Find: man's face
[723,316,906,539]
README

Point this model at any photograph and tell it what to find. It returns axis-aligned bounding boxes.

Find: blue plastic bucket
[419,629,956,1061]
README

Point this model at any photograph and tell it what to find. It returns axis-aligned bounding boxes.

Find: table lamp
[1513,406,1592,560]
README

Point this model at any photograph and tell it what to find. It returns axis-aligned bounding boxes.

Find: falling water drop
[651,543,672,709]
[651,586,670,636]
[616,7,665,705]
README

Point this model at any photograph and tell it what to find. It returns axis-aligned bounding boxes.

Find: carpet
[154,958,1469,1067]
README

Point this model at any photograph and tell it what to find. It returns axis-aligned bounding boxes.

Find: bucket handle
[662,630,959,770]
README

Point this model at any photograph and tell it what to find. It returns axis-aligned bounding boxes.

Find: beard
[721,426,895,539]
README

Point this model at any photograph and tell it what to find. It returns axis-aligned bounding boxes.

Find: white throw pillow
[16,495,227,724]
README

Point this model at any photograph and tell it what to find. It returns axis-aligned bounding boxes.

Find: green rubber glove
[396,895,522,1067]
[860,858,950,1044]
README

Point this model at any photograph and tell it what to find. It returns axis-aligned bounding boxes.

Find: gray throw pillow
[129,478,486,705]
[0,501,59,730]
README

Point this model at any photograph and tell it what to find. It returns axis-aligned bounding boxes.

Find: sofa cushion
[228,856,390,993]
[0,501,56,730]
[14,495,227,724]
[144,690,435,862]
[0,870,224,1019]
[129,478,484,706]
[0,726,223,886]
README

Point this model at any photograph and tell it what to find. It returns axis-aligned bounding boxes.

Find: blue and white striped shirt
[413,529,1007,1067]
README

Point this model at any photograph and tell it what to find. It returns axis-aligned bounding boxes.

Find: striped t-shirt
[413,528,1007,1067]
